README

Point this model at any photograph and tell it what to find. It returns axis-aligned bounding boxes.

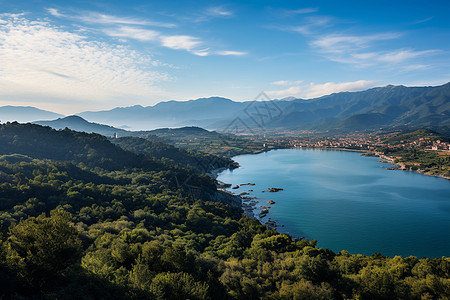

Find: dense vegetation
[379,148,450,177]
[143,127,269,157]
[111,136,237,173]
[0,123,449,299]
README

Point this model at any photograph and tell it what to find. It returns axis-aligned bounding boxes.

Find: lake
[217,149,450,258]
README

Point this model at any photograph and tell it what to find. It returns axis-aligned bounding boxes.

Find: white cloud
[0,15,168,112]
[161,35,201,51]
[312,33,401,53]
[266,80,377,99]
[103,26,160,41]
[46,8,63,17]
[309,32,441,68]
[103,26,209,55]
[206,6,233,17]
[377,49,439,63]
[280,16,333,35]
[401,64,430,71]
[46,8,176,28]
[215,50,247,56]
[192,49,210,56]
[271,80,303,86]
[49,8,245,57]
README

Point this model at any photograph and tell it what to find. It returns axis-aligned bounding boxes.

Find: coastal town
[249,129,450,178]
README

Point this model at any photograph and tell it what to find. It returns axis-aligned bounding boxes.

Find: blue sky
[0,0,449,113]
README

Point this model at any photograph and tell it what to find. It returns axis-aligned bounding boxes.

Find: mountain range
[2,82,450,133]
[0,106,63,123]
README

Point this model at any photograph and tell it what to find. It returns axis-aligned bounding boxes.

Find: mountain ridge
[3,82,450,132]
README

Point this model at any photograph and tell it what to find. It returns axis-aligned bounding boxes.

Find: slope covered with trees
[111,136,237,173]
[0,123,448,299]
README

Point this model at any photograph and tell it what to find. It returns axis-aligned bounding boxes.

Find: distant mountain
[78,97,246,130]
[34,115,128,137]
[4,82,450,133]
[75,83,450,132]
[0,106,64,123]
[264,82,450,132]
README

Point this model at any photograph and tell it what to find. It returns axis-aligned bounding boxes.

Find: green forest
[0,123,448,299]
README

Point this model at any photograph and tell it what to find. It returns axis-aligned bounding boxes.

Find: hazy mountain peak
[0,105,64,123]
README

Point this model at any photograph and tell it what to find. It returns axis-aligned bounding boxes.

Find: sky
[0,0,449,114]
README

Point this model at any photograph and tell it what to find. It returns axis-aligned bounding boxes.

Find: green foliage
[4,209,82,290]
[144,126,266,157]
[384,128,449,145]
[112,136,236,173]
[149,272,210,300]
[381,147,450,177]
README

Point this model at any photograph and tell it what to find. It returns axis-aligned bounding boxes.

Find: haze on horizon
[0,0,449,115]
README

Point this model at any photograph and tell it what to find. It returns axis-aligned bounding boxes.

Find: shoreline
[210,146,450,230]
[294,146,450,181]
[211,162,289,231]
[364,151,450,181]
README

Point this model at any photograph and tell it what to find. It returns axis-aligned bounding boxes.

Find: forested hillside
[0,123,448,299]
[111,136,237,173]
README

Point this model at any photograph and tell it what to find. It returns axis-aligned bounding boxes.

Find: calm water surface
[217,149,450,258]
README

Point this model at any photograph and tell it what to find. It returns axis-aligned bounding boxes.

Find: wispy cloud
[275,16,333,35]
[413,16,433,24]
[46,8,63,17]
[266,80,377,99]
[48,8,244,57]
[160,35,209,56]
[206,6,233,17]
[103,26,159,41]
[309,33,441,67]
[276,11,443,71]
[187,5,234,22]
[401,64,430,71]
[0,15,168,111]
[284,7,319,15]
[377,49,440,63]
[311,33,401,53]
[271,80,303,86]
[47,8,177,28]
[215,50,247,56]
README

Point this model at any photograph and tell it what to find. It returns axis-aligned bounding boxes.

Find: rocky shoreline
[215,176,287,230]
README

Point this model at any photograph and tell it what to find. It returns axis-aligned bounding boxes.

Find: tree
[149,272,209,300]
[4,209,82,290]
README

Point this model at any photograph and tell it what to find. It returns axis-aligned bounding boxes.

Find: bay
[217,149,450,258]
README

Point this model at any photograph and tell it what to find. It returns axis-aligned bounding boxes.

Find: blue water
[217,149,450,258]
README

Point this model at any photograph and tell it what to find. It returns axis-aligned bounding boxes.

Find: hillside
[266,82,450,131]
[111,136,237,173]
[384,128,450,145]
[144,126,268,156]
[0,123,224,194]
[31,115,267,157]
[0,122,159,171]
[34,115,128,137]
